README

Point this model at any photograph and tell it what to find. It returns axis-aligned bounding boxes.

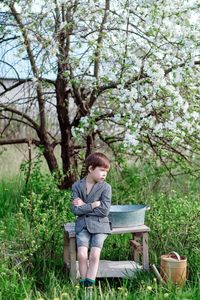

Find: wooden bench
[64,222,150,282]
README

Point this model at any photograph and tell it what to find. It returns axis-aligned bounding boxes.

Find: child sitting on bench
[72,152,112,288]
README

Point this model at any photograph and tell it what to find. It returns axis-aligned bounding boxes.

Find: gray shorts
[76,228,108,249]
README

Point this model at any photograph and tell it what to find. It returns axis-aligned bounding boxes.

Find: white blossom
[125,132,139,146]
[112,114,121,122]
[80,116,90,128]
[133,103,144,112]
[154,123,164,133]
[2,0,200,161]
[191,111,199,120]
[182,102,189,113]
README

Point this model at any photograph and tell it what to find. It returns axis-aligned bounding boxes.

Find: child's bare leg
[77,246,88,279]
[86,247,101,280]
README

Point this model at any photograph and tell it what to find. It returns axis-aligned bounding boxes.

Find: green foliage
[109,165,200,277]
[1,162,200,299]
[19,157,73,274]
[147,192,200,275]
[109,162,171,204]
[0,156,74,299]
[0,177,23,218]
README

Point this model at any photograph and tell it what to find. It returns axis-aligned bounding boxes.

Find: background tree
[0,0,200,187]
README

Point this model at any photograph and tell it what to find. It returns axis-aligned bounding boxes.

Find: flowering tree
[0,0,200,187]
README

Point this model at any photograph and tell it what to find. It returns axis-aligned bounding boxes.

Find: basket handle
[168,251,181,261]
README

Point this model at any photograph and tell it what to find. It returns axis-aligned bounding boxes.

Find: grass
[0,163,200,299]
[0,145,30,179]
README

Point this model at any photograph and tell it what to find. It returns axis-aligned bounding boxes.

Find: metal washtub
[109,204,150,227]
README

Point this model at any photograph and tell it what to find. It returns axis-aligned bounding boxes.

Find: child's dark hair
[85,152,110,172]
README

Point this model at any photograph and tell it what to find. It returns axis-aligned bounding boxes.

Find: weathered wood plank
[63,231,70,269]
[97,260,142,277]
[64,223,150,238]
[130,240,142,251]
[75,260,142,278]
[112,226,150,234]
[69,237,77,282]
[142,232,149,270]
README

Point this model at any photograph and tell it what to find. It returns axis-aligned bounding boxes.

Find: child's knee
[78,248,88,260]
[89,248,101,263]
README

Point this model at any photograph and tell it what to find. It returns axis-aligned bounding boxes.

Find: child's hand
[92,201,101,209]
[73,198,85,206]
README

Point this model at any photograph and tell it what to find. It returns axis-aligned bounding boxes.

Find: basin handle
[145,205,150,211]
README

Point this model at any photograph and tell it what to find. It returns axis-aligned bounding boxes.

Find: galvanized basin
[109,204,149,228]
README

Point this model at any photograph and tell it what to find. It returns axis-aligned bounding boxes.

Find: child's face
[88,166,109,182]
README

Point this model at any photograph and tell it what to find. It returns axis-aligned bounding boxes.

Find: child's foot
[84,278,96,287]
[79,278,85,286]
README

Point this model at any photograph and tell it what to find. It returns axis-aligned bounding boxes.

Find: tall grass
[1,163,200,299]
[0,145,30,179]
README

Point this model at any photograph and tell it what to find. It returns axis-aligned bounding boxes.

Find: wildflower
[75,285,79,289]
[164,293,169,298]
[61,293,68,297]
[147,286,153,291]
[117,287,123,290]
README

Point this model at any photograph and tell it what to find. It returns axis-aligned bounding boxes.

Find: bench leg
[131,232,149,270]
[142,232,149,270]
[131,233,142,263]
[64,231,70,274]
[69,237,77,283]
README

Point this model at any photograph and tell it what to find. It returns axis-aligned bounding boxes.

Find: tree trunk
[56,77,77,189]
[43,141,59,174]
[80,133,96,178]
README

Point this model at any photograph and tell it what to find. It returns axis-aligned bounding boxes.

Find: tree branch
[9,4,39,77]
[0,60,20,80]
[147,134,176,180]
[165,60,200,76]
[0,113,38,131]
[93,0,110,79]
[0,138,40,146]
[0,104,40,131]
[96,59,200,96]
[0,79,32,97]
[0,34,20,43]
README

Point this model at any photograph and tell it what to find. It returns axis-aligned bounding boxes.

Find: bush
[1,156,74,287]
